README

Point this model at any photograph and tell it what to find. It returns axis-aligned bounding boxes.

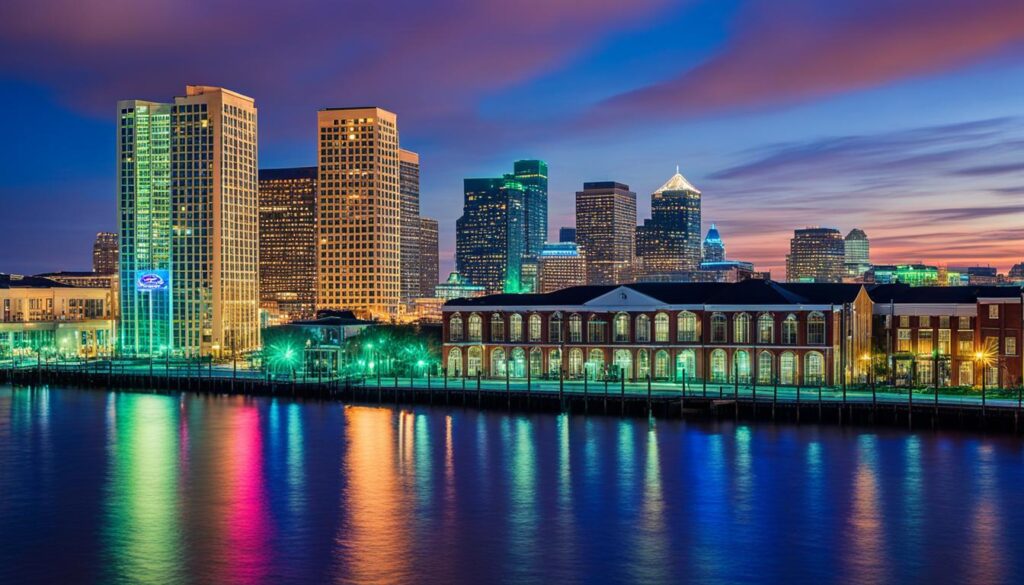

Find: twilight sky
[1,0,1023,277]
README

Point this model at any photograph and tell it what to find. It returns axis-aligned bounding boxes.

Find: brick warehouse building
[442,280,1024,388]
[441,280,874,387]
[868,285,1023,388]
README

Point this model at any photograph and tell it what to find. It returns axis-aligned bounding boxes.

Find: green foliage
[343,324,441,376]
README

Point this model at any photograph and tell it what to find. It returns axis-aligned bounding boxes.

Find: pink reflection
[221,402,271,585]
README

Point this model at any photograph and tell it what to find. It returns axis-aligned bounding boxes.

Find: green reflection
[104,394,183,585]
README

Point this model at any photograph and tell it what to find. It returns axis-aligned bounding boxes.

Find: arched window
[734,313,750,344]
[447,347,462,376]
[613,349,632,379]
[467,346,482,376]
[549,313,563,343]
[510,313,523,342]
[549,349,561,376]
[807,312,826,345]
[529,347,543,376]
[449,313,464,342]
[710,349,727,382]
[711,313,727,343]
[804,351,825,385]
[569,313,583,343]
[528,313,543,342]
[614,312,630,342]
[757,314,774,344]
[654,313,670,342]
[782,314,798,345]
[490,313,505,342]
[510,347,526,378]
[587,316,606,343]
[468,313,482,342]
[758,351,773,384]
[733,350,751,383]
[780,351,797,384]
[676,350,696,381]
[568,348,584,377]
[637,349,650,380]
[677,311,698,342]
[636,314,651,343]
[654,350,670,379]
[490,348,506,377]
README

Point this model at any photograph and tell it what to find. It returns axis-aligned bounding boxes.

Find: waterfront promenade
[3,357,1023,433]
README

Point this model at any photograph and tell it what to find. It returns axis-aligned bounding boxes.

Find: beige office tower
[575,181,637,285]
[317,107,401,319]
[171,86,259,357]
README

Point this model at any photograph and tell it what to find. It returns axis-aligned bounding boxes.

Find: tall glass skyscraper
[455,176,526,294]
[575,181,636,285]
[636,169,702,280]
[258,167,318,321]
[117,100,172,357]
[786,227,846,283]
[118,86,260,358]
[513,159,548,260]
[844,228,870,279]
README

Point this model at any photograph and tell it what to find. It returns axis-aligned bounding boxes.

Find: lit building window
[807,312,826,345]
[710,313,727,343]
[734,313,750,344]
[468,313,482,342]
[614,312,630,343]
[757,314,774,344]
[677,311,698,342]
[654,313,669,342]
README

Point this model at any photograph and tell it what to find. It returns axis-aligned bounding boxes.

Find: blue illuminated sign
[136,270,169,291]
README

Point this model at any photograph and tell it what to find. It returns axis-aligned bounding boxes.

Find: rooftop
[654,167,700,194]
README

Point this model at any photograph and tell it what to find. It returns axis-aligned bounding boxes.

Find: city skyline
[2,0,1024,278]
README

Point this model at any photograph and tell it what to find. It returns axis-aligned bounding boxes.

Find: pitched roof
[655,168,701,194]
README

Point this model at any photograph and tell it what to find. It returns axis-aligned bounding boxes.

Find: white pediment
[583,286,664,309]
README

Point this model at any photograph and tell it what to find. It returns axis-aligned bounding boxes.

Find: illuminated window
[447,347,462,376]
[733,350,751,383]
[614,312,630,343]
[898,329,911,352]
[938,329,951,354]
[654,313,669,342]
[529,314,542,342]
[530,347,542,376]
[568,348,584,377]
[782,314,798,345]
[636,314,651,343]
[780,351,796,384]
[468,313,482,342]
[548,349,561,376]
[449,314,463,342]
[1007,337,1017,356]
[989,305,999,319]
[710,349,727,382]
[677,311,698,342]
[569,313,582,343]
[918,330,933,354]
[805,351,825,385]
[613,350,632,379]
[758,351,773,383]
[757,314,774,344]
[588,318,606,343]
[676,350,696,381]
[654,350,670,379]
[734,313,750,344]
[490,348,506,377]
[509,313,523,342]
[549,313,563,343]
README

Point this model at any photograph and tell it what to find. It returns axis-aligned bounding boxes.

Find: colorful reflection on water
[2,385,1024,584]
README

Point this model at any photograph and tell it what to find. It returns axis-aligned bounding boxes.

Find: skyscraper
[118,86,259,357]
[575,181,636,285]
[702,224,725,262]
[117,100,172,356]
[786,227,845,283]
[636,169,702,279]
[92,232,119,275]
[538,242,586,293]
[399,149,421,307]
[258,167,317,321]
[171,86,259,357]
[844,228,870,279]
[417,216,439,298]
[317,107,401,319]
[455,176,526,294]
[514,159,548,260]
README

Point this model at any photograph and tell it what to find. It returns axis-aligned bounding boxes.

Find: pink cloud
[589,0,1024,122]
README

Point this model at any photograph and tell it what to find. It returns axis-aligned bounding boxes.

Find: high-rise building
[417,216,439,298]
[538,242,586,293]
[575,181,636,285]
[786,227,845,283]
[702,224,725,263]
[92,232,119,275]
[117,99,173,357]
[118,86,259,357]
[514,159,548,260]
[399,149,421,307]
[844,228,870,279]
[317,107,401,319]
[558,227,576,243]
[455,176,526,294]
[636,169,702,279]
[258,167,318,321]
